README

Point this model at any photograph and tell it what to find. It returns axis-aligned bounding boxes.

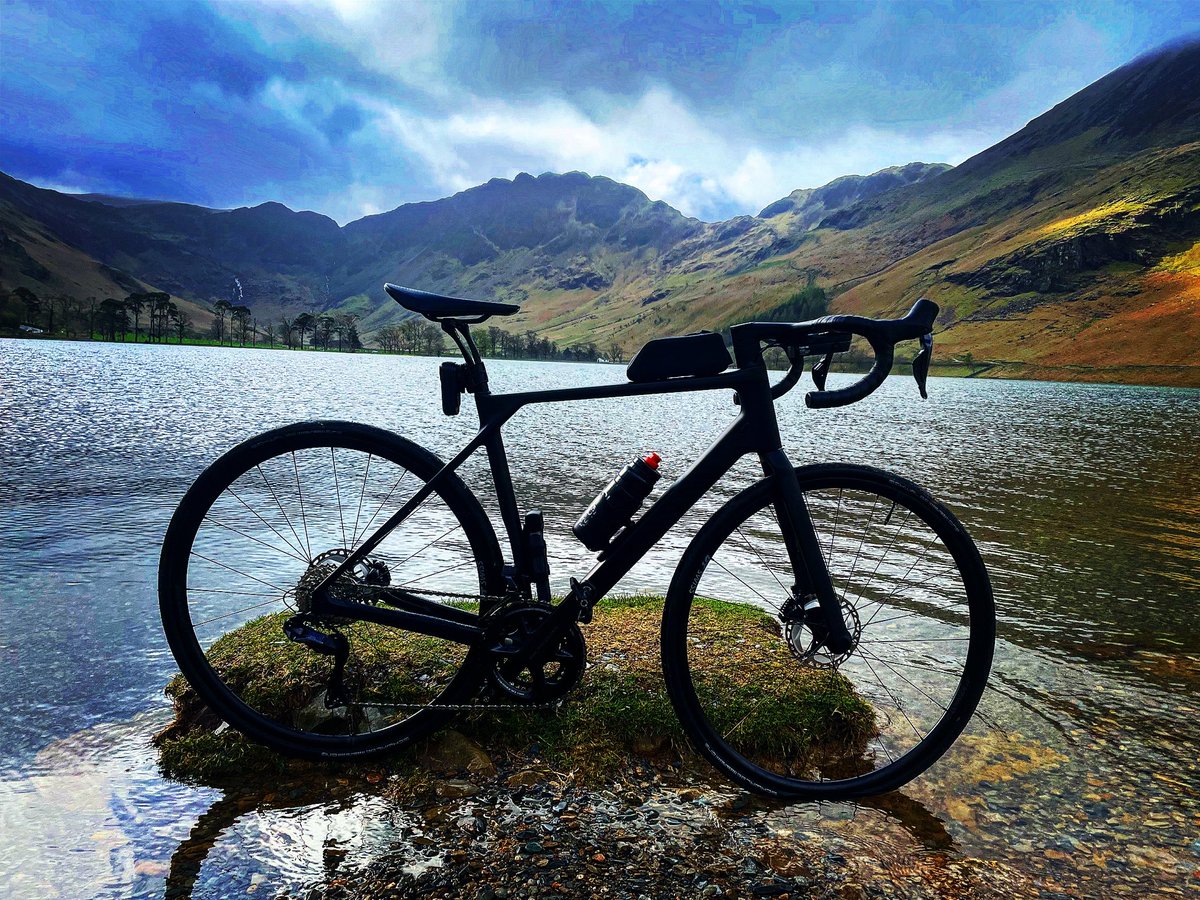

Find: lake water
[1,339,1198,897]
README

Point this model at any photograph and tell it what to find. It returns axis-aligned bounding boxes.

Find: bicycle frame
[311,322,853,654]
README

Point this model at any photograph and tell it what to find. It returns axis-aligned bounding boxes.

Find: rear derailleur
[283,615,350,708]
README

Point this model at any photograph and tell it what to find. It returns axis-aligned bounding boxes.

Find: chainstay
[340,588,562,712]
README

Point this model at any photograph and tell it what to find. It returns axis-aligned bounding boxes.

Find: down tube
[582,416,756,598]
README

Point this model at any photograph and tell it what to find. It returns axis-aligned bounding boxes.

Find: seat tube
[483,427,526,573]
[761,448,853,654]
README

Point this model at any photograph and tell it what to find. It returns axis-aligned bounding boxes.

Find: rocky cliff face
[947,186,1200,298]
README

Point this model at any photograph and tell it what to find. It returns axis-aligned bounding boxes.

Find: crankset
[483,602,586,704]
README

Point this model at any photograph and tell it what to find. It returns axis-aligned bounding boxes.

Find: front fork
[760,449,853,655]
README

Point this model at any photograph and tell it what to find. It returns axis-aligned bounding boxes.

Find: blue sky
[2,1,1196,223]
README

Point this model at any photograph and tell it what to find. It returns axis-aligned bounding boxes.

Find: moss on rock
[156,595,875,787]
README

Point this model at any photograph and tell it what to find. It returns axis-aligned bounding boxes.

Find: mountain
[1,163,917,334]
[1,38,1198,384]
[757,162,951,223]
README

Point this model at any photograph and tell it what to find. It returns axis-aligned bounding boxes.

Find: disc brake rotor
[783,596,862,669]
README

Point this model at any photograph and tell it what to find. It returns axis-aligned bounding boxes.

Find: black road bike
[159,284,995,800]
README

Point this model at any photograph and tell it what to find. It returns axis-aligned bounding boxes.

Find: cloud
[5,0,1196,225]
[204,1,996,220]
[351,83,987,221]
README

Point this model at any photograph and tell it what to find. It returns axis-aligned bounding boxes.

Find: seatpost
[442,320,489,395]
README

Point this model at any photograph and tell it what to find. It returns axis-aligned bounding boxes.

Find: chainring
[483,601,586,704]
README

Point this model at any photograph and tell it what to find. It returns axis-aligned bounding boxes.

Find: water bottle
[572,453,662,551]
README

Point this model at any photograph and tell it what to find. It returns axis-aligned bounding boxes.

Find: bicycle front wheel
[662,463,994,800]
[159,421,505,760]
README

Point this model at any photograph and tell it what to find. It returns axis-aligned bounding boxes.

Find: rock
[632,735,670,755]
[506,770,544,789]
[435,779,479,799]
[751,880,791,896]
[457,816,484,835]
[420,730,496,777]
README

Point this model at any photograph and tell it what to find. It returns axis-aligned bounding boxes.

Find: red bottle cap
[643,452,662,469]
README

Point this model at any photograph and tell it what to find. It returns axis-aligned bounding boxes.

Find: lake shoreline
[4,333,1198,388]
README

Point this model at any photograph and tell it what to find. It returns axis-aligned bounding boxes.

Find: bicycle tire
[662,463,994,799]
[159,420,505,760]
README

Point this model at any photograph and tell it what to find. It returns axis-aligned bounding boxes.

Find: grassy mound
[156,595,875,786]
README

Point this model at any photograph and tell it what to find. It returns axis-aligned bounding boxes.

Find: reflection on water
[1,338,1198,896]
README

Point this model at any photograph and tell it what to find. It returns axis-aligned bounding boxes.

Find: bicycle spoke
[255,464,308,559]
[709,554,783,613]
[192,597,287,629]
[736,523,790,596]
[190,551,289,593]
[854,531,940,622]
[392,521,462,571]
[859,653,924,742]
[226,484,307,561]
[826,488,844,560]
[836,494,880,604]
[847,506,913,612]
[356,469,412,546]
[189,587,283,598]
[351,453,373,547]
[856,648,951,715]
[864,605,962,628]
[722,696,767,741]
[202,515,310,564]
[292,452,312,559]
[330,446,348,549]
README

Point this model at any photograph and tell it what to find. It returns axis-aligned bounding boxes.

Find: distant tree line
[0,285,370,353]
[275,311,363,352]
[373,320,623,363]
[1,286,194,343]
[4,284,620,363]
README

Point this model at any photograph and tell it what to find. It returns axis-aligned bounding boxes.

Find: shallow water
[1,338,1198,896]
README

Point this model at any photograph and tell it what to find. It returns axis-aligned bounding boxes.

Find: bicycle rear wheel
[159,420,504,759]
[662,463,994,800]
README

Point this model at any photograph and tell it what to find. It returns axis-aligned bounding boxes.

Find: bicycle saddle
[384,283,520,322]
